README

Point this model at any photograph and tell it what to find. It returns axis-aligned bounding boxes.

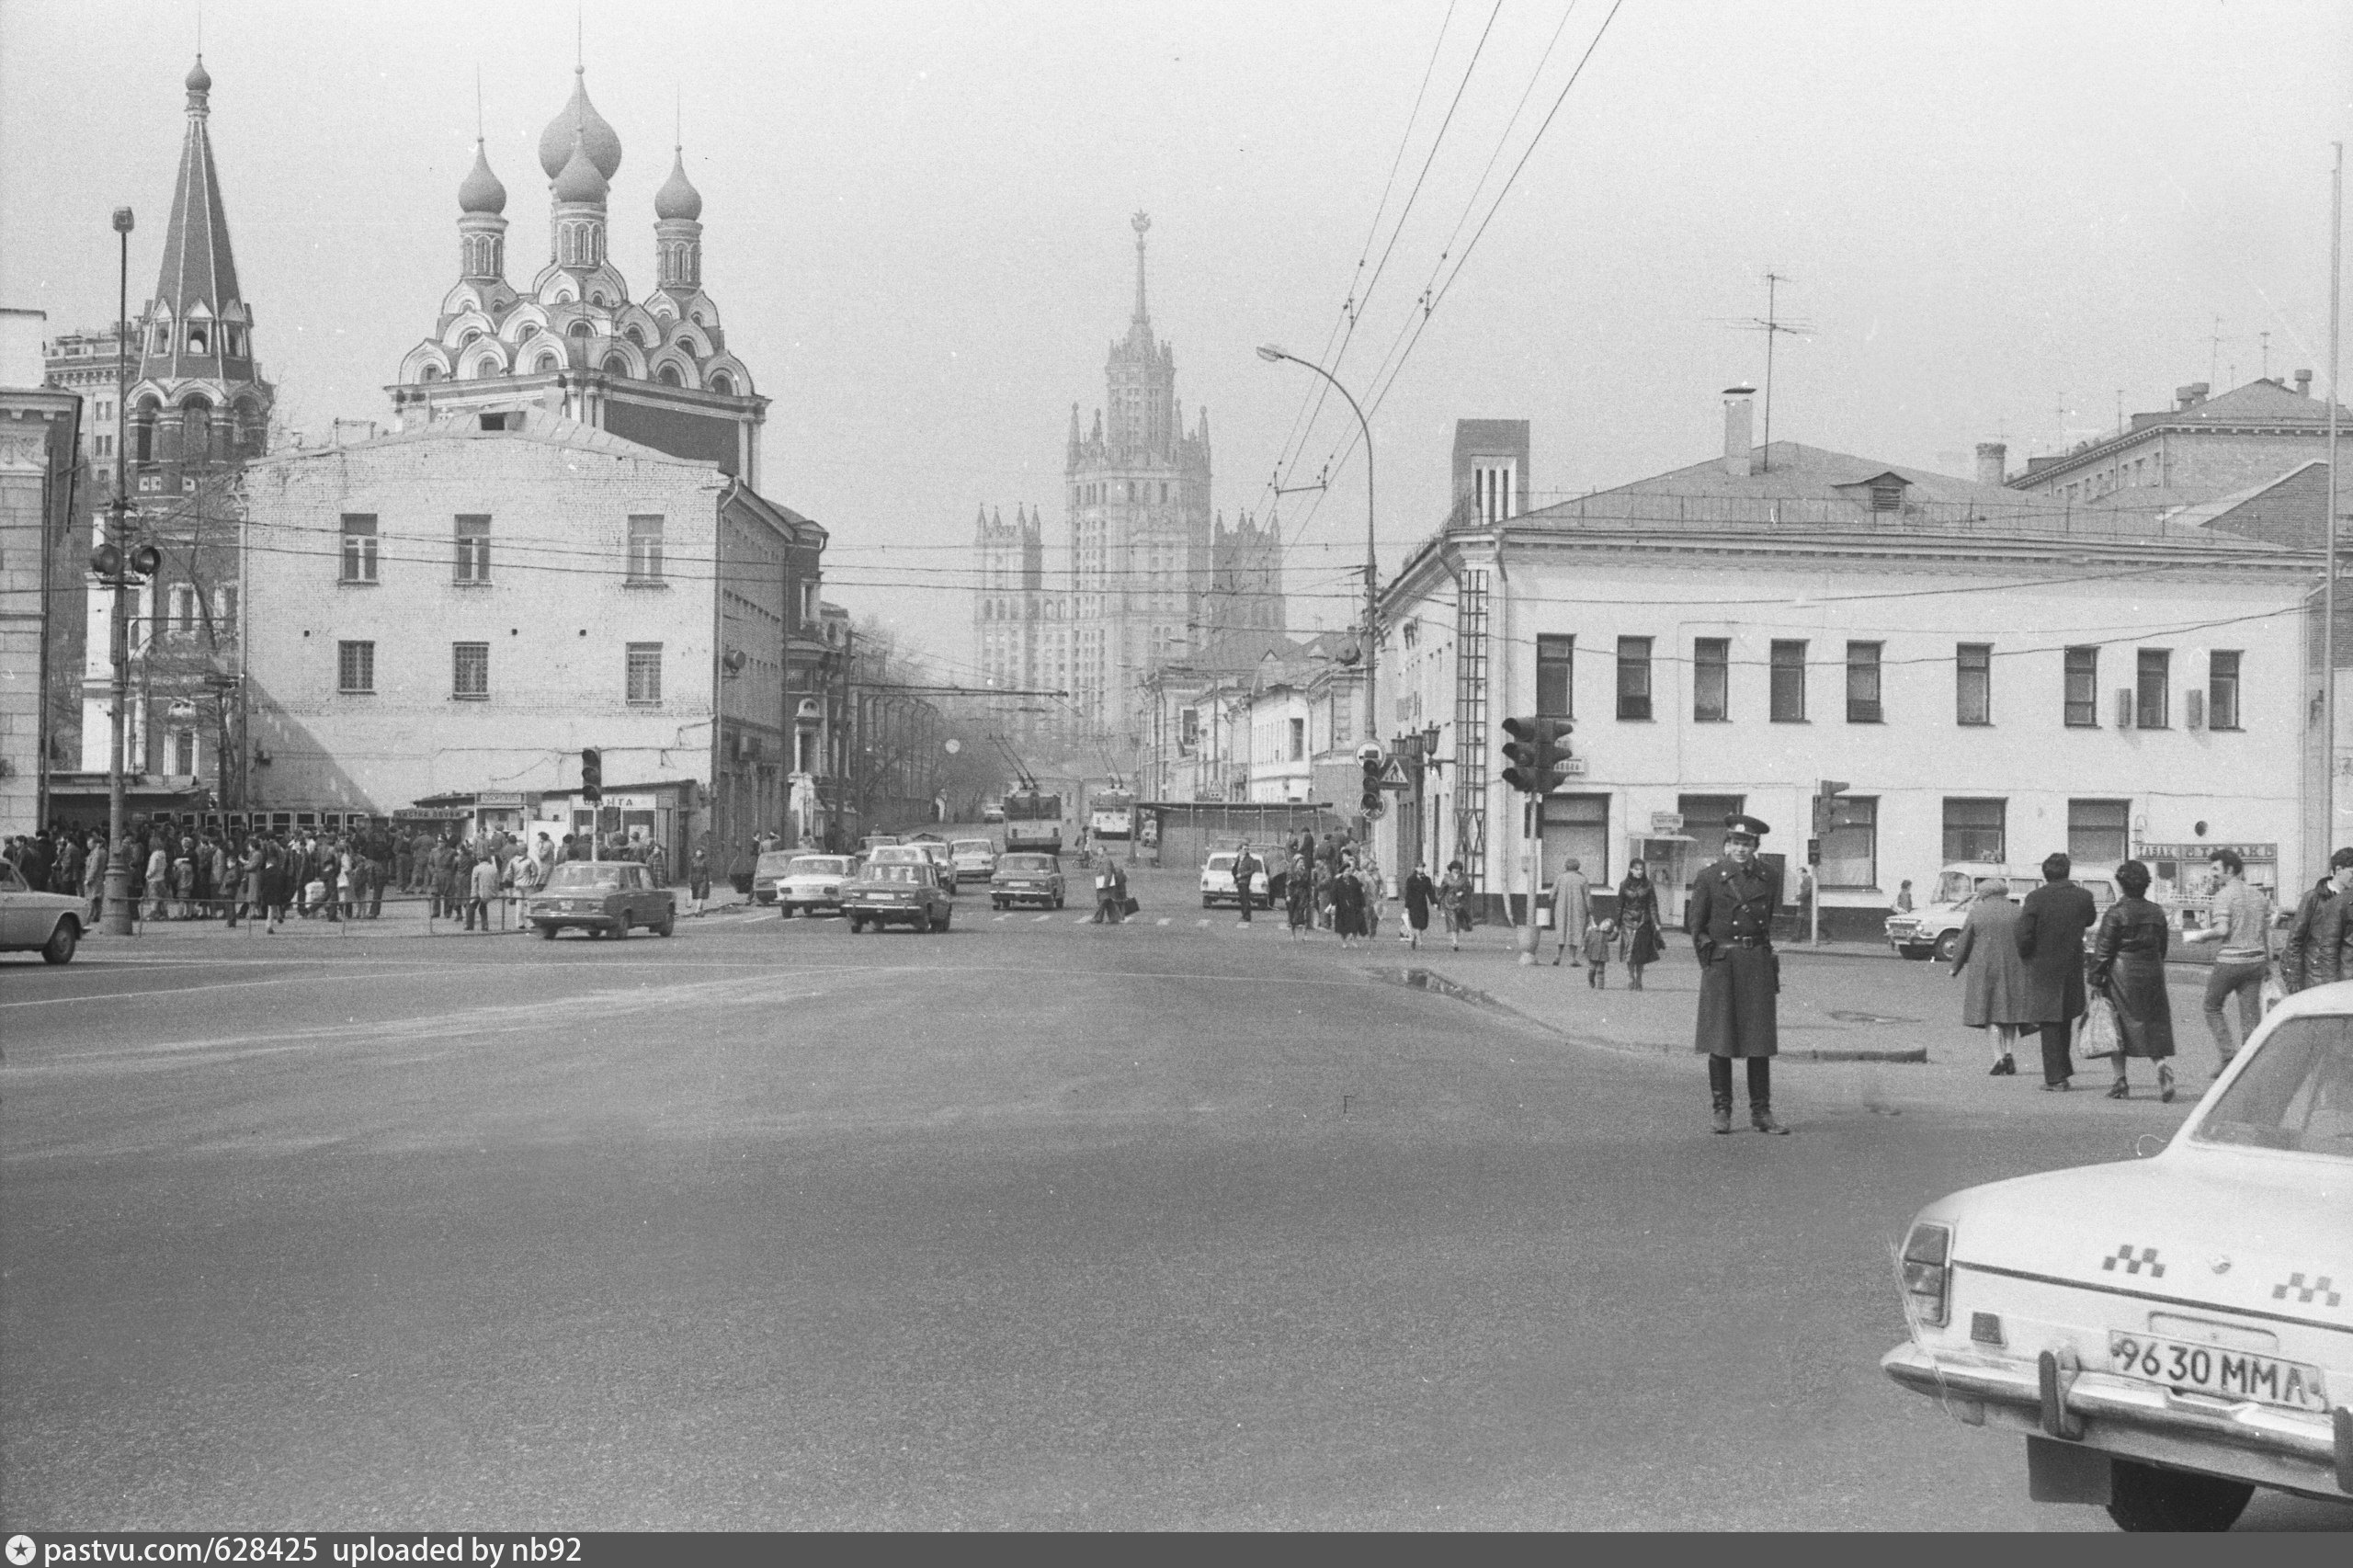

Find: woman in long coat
[1401,861,1436,949]
[1330,861,1369,948]
[2089,859,2177,1101]
[1615,859,1665,989]
[1285,852,1314,940]
[1949,878,2035,1074]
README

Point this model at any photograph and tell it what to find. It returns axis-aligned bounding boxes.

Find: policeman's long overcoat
[1685,856,1782,1058]
[2013,880,2097,1024]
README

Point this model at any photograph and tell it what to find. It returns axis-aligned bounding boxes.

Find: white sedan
[1199,851,1271,910]
[1882,982,2353,1530]
[0,859,84,963]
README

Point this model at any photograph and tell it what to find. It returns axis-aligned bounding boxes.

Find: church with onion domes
[387,68,767,487]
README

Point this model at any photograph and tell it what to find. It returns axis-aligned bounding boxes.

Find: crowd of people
[1,820,673,933]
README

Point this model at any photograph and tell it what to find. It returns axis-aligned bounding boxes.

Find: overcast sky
[5,0,2349,669]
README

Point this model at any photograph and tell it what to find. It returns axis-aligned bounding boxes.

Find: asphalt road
[4,872,2347,1530]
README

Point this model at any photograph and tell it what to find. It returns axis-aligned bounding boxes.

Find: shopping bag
[1123,895,1140,915]
[2077,994,2123,1061]
[2258,970,2288,1017]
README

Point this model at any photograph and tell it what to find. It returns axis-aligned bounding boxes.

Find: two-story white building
[1377,400,2323,931]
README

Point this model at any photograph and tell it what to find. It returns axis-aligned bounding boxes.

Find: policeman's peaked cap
[1723,812,1771,843]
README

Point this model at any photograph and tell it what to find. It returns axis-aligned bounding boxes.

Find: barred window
[626,642,664,704]
[337,640,375,694]
[341,515,378,583]
[452,642,489,699]
[627,516,665,583]
[454,515,491,583]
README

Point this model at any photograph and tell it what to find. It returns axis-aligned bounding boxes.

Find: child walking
[1583,916,1617,988]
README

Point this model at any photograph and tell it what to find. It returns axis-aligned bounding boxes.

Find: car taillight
[1902,1221,1952,1327]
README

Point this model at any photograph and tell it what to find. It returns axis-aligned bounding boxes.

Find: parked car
[1886,863,2119,962]
[1881,982,2353,1531]
[990,852,1065,910]
[525,860,676,939]
[0,859,84,964]
[770,853,858,917]
[750,849,796,904]
[981,801,1006,824]
[1199,850,1272,910]
[949,838,998,882]
[869,840,957,893]
[842,860,953,933]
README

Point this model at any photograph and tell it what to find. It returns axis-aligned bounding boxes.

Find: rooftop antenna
[2261,329,2271,380]
[475,65,483,142]
[2211,314,2223,388]
[1715,271,1812,473]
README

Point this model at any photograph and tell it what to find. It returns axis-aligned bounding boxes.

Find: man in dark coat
[1685,814,1787,1135]
[2281,849,2352,992]
[2014,851,2098,1089]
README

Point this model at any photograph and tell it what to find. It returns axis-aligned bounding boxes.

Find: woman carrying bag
[1615,858,1665,990]
[2087,858,2178,1102]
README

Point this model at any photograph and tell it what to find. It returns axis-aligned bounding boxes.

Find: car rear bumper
[1881,1340,2353,1496]
[530,914,619,931]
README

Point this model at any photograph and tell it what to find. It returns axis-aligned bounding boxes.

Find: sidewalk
[78,885,757,946]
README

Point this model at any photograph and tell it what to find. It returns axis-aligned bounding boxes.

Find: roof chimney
[2175,381,2210,411]
[1974,441,2007,488]
[2296,369,2313,397]
[1722,384,1756,478]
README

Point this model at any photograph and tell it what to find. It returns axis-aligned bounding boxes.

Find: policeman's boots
[1711,1093,1734,1135]
[1750,1101,1789,1135]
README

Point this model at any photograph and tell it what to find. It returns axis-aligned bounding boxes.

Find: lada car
[842,860,952,934]
[1199,850,1272,910]
[990,852,1065,910]
[949,838,998,883]
[768,853,857,917]
[1881,981,2353,1530]
[526,859,676,940]
[869,841,957,894]
[1886,863,2118,962]
[0,859,84,963]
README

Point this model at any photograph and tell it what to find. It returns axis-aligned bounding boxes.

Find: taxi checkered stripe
[2271,1273,2341,1308]
[2101,1244,2164,1278]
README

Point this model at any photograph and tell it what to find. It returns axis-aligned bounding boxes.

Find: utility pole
[2327,142,2344,873]
[102,207,136,937]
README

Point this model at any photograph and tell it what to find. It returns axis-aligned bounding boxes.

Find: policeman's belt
[1722,935,1773,949]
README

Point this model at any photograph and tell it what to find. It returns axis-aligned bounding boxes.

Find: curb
[1370,965,1929,1063]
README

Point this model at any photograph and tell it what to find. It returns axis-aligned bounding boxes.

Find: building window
[1332,692,1354,749]
[1616,636,1654,721]
[1942,798,2006,863]
[2135,649,2169,729]
[2068,799,2130,867]
[1769,641,1807,722]
[1846,642,1883,723]
[1820,796,1877,890]
[452,642,489,699]
[626,642,663,704]
[454,514,491,583]
[1288,717,1305,762]
[2208,651,2241,730]
[2063,646,2098,727]
[340,515,379,583]
[1693,637,1730,722]
[627,515,665,582]
[1679,794,1746,845]
[213,585,238,638]
[338,640,375,694]
[1956,643,1991,725]
[1535,635,1574,718]
[167,581,198,636]
[170,729,196,776]
[1870,479,1903,512]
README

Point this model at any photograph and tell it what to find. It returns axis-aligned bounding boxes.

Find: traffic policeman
[1684,813,1788,1135]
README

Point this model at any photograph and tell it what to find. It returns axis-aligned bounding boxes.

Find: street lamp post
[1257,346,1377,750]
[102,207,136,937]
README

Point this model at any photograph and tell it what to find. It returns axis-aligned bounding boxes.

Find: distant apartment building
[1,309,81,838]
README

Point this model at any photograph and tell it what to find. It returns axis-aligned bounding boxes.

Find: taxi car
[869,840,957,894]
[767,852,857,917]
[525,859,676,939]
[1881,981,2353,1530]
[1199,850,1272,911]
[842,860,952,933]
[0,859,84,964]
[1886,863,2119,962]
[990,851,1065,910]
[949,838,998,883]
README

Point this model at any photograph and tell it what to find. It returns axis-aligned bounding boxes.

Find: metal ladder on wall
[1453,568,1490,892]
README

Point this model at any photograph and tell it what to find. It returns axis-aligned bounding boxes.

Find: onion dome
[537,67,622,182]
[551,131,608,204]
[654,148,701,222]
[186,56,212,94]
[458,142,507,215]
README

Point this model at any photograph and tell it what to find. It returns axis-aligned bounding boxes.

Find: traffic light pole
[101,208,135,937]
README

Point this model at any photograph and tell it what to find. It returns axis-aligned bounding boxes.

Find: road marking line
[1033,914,1053,923]
[1074,915,1092,924]
[1156,918,1171,926]
[1197,918,1211,927]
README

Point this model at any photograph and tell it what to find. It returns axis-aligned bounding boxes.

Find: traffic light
[1360,754,1384,814]
[581,747,604,802]
[1499,716,1572,794]
[130,543,162,577]
[1812,778,1850,836]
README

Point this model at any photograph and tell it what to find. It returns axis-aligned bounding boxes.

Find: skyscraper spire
[1130,210,1152,330]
